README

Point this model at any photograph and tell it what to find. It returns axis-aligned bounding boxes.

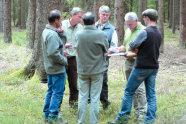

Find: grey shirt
[76,25,109,75]
[42,24,67,75]
[129,26,158,50]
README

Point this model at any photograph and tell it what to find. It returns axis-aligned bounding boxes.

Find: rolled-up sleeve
[129,30,147,50]
[110,30,118,48]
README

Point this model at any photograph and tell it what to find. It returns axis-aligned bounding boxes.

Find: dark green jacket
[76,25,109,75]
[42,24,67,75]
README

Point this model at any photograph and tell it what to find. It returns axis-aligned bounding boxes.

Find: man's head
[48,10,62,28]
[82,12,95,25]
[98,5,110,24]
[70,7,84,25]
[124,12,138,30]
[142,9,158,24]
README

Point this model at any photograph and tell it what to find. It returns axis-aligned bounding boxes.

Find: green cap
[142,9,158,20]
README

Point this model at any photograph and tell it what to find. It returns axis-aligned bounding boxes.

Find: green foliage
[147,0,157,9]
[0,33,2,42]
[0,72,45,124]
[12,28,26,46]
[62,12,71,20]
[67,0,74,5]
[0,28,26,47]
[0,68,26,85]
[164,28,179,45]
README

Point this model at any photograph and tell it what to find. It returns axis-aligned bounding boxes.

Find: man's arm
[129,29,147,50]
[47,34,67,66]
[110,30,118,48]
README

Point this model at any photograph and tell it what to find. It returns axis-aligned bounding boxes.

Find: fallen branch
[170,61,186,66]
[163,102,186,110]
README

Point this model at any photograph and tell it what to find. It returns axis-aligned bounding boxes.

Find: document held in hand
[107,53,127,57]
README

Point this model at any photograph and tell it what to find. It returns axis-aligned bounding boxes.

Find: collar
[67,19,80,29]
[147,25,157,29]
[131,22,142,32]
[84,25,97,30]
[46,24,58,32]
[96,21,110,29]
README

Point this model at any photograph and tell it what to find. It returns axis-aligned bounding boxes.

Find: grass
[0,27,26,47]
[0,28,186,124]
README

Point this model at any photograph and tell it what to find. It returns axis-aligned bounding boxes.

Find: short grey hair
[70,7,83,16]
[99,5,110,13]
[124,12,138,21]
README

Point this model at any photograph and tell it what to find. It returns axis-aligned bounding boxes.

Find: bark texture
[114,0,125,46]
[180,0,186,48]
[3,0,12,43]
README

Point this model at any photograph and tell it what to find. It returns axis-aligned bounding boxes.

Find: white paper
[107,53,127,57]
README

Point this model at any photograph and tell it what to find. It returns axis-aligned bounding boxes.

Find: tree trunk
[175,0,180,29]
[104,0,111,7]
[86,0,94,11]
[24,0,64,82]
[172,0,176,33]
[26,0,36,49]
[179,0,186,48]
[130,0,133,11]
[74,0,86,9]
[3,0,12,43]
[58,0,65,12]
[62,0,70,12]
[158,0,164,53]
[138,0,147,25]
[169,0,173,28]
[16,0,21,27]
[155,0,158,10]
[12,0,16,26]
[0,0,3,32]
[93,0,101,21]
[48,0,63,10]
[20,0,26,29]
[114,0,124,46]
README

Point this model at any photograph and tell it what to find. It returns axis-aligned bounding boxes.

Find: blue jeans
[117,68,158,123]
[43,72,66,122]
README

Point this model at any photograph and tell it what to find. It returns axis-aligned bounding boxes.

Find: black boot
[102,100,111,110]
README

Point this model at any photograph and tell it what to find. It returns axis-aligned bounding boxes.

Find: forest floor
[0,28,186,124]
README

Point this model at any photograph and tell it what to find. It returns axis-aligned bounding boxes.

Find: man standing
[42,10,67,123]
[62,7,84,108]
[95,5,118,110]
[108,9,161,124]
[114,12,147,120]
[76,12,109,124]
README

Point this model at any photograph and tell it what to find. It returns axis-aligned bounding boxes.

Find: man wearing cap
[108,9,162,124]
[76,12,109,124]
[95,5,118,110]
[113,12,147,120]
[62,7,84,108]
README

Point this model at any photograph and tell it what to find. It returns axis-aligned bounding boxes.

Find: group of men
[41,5,161,124]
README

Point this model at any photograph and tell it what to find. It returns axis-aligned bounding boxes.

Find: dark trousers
[100,70,108,103]
[100,56,110,104]
[66,56,78,106]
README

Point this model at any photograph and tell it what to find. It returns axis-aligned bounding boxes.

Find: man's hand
[124,52,137,58]
[119,45,126,52]
[128,47,138,54]
[107,46,126,54]
[65,42,73,49]
[57,23,63,32]
[64,50,67,58]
